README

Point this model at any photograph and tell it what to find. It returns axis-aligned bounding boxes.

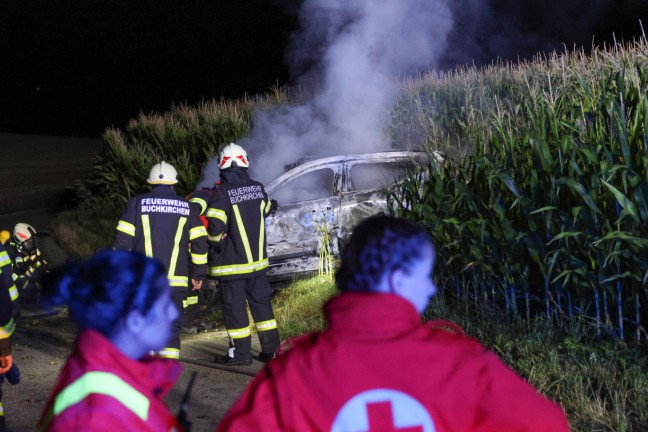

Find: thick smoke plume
[198,0,648,187]
[199,0,454,186]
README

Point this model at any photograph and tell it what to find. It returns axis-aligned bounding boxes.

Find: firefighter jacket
[217,293,570,432]
[0,243,15,356]
[37,329,182,431]
[201,168,273,280]
[4,240,47,289]
[114,185,208,288]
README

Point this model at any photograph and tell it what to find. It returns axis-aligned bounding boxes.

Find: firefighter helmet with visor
[219,143,249,169]
[13,223,36,244]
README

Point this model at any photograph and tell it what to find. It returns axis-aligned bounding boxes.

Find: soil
[0,134,257,431]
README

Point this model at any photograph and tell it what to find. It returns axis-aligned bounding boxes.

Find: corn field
[70,33,648,343]
[390,38,648,343]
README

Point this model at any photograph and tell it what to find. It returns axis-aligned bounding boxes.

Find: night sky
[1,0,647,138]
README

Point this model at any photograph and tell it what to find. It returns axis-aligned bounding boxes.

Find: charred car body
[265,150,430,281]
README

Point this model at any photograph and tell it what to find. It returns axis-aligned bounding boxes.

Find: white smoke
[198,0,455,187]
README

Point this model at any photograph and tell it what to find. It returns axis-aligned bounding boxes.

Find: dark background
[1,0,647,138]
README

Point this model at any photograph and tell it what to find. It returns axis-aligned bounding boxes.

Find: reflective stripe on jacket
[114,185,208,286]
[37,329,182,431]
[203,173,272,280]
[0,244,15,354]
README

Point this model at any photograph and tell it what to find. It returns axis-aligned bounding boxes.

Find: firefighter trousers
[219,275,280,360]
[155,287,186,360]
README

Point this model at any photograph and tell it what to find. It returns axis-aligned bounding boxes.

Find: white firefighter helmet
[219,143,249,169]
[13,223,35,244]
[147,161,178,185]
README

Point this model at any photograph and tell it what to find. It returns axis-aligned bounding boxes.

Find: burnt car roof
[267,150,428,193]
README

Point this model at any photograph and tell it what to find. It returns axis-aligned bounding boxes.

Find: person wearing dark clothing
[114,161,208,359]
[0,243,18,432]
[191,143,279,366]
[3,223,47,307]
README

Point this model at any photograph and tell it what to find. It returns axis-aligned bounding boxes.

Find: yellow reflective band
[0,317,15,339]
[264,197,271,215]
[255,319,277,331]
[168,276,189,287]
[116,220,136,237]
[206,207,227,224]
[232,205,253,263]
[167,217,187,282]
[189,225,207,240]
[189,197,208,215]
[141,215,153,258]
[208,258,269,277]
[0,402,3,416]
[53,371,150,420]
[208,233,223,242]
[258,201,266,261]
[154,348,180,359]
[227,326,251,339]
[186,296,198,305]
[9,285,18,301]
[0,251,10,267]
[191,252,208,265]
[182,299,188,309]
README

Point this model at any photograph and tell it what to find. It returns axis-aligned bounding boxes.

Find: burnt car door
[338,155,425,242]
[265,165,342,281]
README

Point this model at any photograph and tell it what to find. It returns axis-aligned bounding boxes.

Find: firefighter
[113,161,208,360]
[3,223,48,306]
[0,242,18,432]
[195,143,279,366]
[217,216,570,431]
[37,249,183,431]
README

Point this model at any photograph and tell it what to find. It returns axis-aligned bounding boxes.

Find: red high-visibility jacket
[218,293,570,432]
[38,330,182,431]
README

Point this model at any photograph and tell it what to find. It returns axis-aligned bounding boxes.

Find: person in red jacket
[217,215,570,431]
[37,249,183,431]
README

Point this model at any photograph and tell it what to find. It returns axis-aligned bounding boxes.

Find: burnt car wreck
[264,150,432,281]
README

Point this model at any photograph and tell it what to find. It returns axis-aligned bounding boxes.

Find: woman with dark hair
[217,215,569,431]
[37,249,182,431]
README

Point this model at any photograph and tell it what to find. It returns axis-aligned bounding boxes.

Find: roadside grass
[50,209,115,259]
[271,275,337,338]
[273,277,648,431]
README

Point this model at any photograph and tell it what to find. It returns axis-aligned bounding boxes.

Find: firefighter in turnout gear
[114,161,208,360]
[4,223,48,307]
[0,242,19,432]
[191,143,280,366]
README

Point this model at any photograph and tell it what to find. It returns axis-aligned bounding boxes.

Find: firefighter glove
[0,355,13,374]
[269,199,279,215]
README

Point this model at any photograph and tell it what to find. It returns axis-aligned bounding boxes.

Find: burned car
[265,150,430,281]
